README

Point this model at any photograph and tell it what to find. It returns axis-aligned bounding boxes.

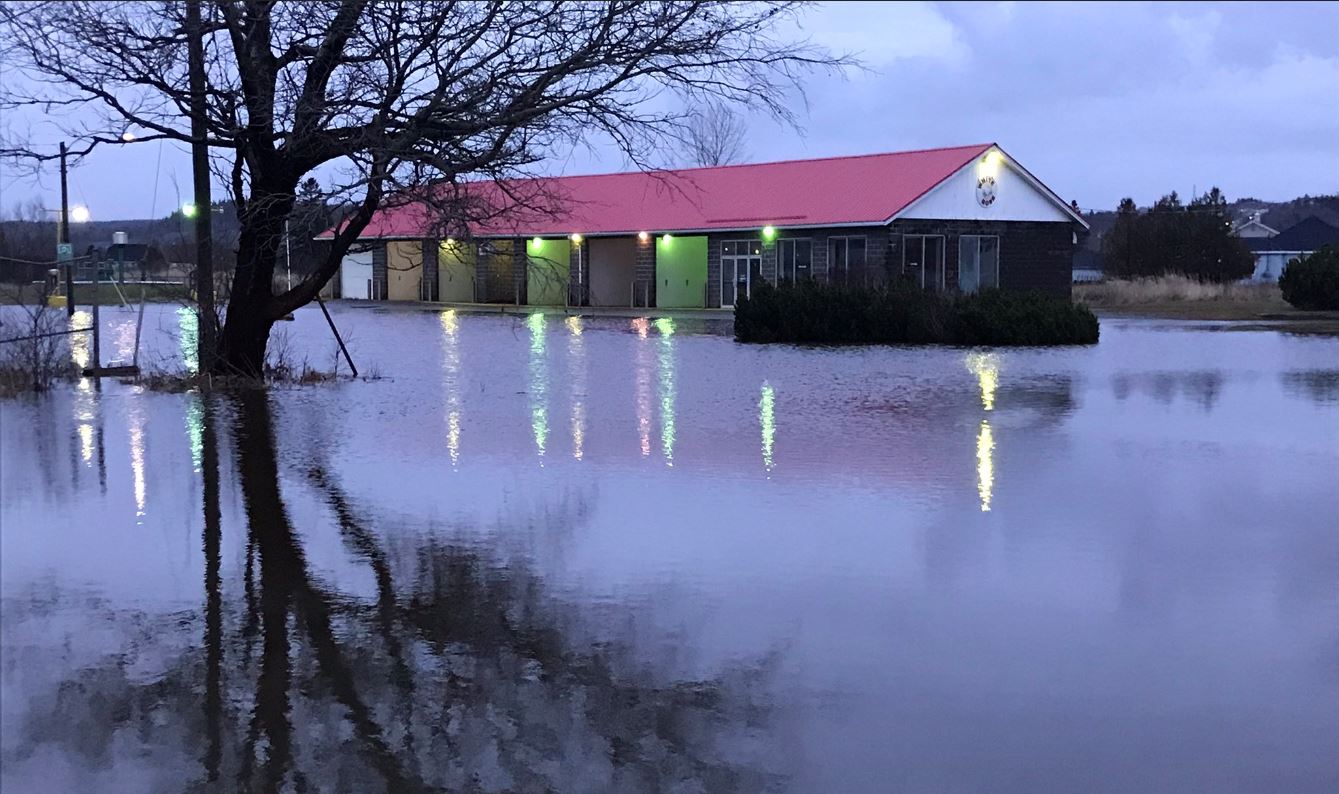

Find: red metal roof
[348,143,993,239]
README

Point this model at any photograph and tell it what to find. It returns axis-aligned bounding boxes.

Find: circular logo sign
[976,175,997,207]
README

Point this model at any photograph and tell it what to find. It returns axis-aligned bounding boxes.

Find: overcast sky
[2,1,1336,220]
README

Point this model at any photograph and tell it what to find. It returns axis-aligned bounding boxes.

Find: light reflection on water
[976,419,995,511]
[527,312,548,460]
[440,309,463,467]
[632,316,652,457]
[760,381,776,472]
[655,317,676,467]
[176,306,199,374]
[566,316,586,461]
[3,305,1339,793]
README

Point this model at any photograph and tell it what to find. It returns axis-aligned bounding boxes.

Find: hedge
[734,280,1099,346]
[1279,246,1339,311]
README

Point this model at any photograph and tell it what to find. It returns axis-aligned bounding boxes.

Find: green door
[526,238,570,306]
[655,235,707,308]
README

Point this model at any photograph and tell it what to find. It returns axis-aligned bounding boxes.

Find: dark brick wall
[635,236,656,307]
[704,227,893,306]
[452,220,1074,306]
[568,241,585,305]
[371,243,387,300]
[889,219,1073,298]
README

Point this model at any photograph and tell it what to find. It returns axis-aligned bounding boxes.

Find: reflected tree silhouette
[5,390,782,793]
[1282,370,1339,405]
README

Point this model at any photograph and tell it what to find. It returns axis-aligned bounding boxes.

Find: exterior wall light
[638,231,650,242]
[445,237,456,246]
[762,225,776,240]
[569,233,582,244]
[661,234,672,244]
[531,236,543,249]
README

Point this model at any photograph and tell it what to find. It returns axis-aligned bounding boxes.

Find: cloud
[3,1,1337,217]
[802,2,969,71]
[752,1,1339,208]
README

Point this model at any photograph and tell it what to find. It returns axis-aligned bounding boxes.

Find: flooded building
[332,143,1087,307]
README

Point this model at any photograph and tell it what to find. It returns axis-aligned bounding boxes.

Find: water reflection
[976,420,995,512]
[186,396,205,473]
[655,318,677,467]
[3,394,783,791]
[128,400,147,521]
[1282,370,1339,405]
[966,352,999,411]
[566,316,586,460]
[1112,370,1223,410]
[760,382,776,472]
[440,310,463,467]
[632,317,652,457]
[966,353,999,510]
[527,313,548,460]
[177,306,199,375]
[68,309,92,372]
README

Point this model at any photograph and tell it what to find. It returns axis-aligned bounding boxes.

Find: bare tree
[679,103,749,167]
[1,1,843,376]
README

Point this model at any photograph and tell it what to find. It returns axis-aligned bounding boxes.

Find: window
[958,235,999,293]
[721,239,762,306]
[828,237,867,285]
[778,238,813,282]
[902,235,946,292]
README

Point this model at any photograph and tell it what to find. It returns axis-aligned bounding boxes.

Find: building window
[778,238,813,282]
[902,235,945,292]
[829,237,867,285]
[958,235,999,293]
[721,239,762,306]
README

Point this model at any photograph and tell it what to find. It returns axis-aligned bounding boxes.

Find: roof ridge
[542,143,995,181]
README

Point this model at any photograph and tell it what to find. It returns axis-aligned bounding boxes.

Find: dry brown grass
[1074,276,1295,320]
[1076,275,1279,305]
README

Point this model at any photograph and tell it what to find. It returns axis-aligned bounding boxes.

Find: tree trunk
[217,304,275,376]
[212,184,295,376]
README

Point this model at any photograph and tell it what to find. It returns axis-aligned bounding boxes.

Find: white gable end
[895,150,1074,223]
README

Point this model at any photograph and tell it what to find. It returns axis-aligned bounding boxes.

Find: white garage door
[340,250,374,299]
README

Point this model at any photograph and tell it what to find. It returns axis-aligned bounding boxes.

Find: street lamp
[69,205,91,224]
[182,202,199,218]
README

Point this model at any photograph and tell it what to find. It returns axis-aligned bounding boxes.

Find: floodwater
[2,303,1338,792]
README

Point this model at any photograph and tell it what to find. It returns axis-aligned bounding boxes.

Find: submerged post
[316,296,357,378]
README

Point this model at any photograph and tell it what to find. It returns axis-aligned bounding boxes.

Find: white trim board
[892,146,1088,228]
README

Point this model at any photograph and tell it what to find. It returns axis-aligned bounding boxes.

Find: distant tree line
[0,177,335,287]
[1100,188,1255,282]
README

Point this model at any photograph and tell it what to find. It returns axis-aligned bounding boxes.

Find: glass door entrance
[721,240,762,307]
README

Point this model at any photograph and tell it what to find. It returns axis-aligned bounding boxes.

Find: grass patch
[735,280,1098,346]
[1074,275,1294,320]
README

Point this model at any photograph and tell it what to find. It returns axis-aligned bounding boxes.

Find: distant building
[1231,210,1278,239]
[1072,248,1104,283]
[326,143,1089,306]
[1245,217,1339,281]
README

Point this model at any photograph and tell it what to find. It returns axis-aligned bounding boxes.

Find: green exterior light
[181,202,198,218]
[762,225,776,240]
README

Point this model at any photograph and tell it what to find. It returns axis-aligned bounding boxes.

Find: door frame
[720,239,762,308]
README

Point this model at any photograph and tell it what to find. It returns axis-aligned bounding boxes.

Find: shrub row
[734,280,1099,346]
[1279,246,1339,311]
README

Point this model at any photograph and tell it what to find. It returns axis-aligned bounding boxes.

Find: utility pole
[187,0,215,372]
[59,141,75,315]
